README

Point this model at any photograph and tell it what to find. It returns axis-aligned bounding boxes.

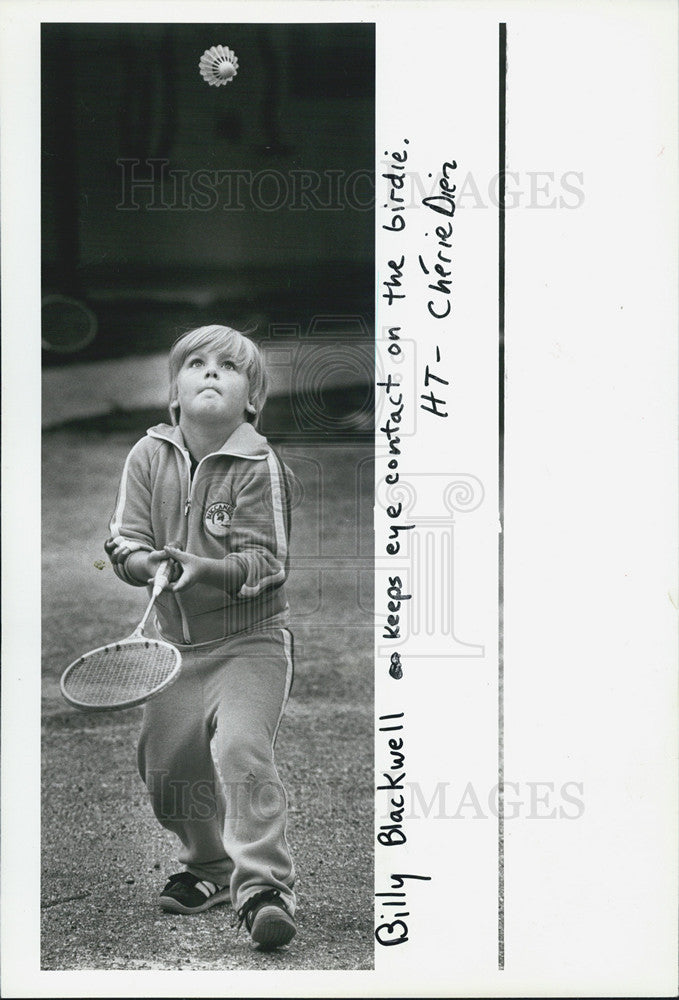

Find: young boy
[104,325,296,950]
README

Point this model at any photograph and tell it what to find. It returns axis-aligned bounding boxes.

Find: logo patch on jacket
[204,501,235,536]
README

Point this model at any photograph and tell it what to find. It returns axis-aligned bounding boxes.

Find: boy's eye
[220,360,235,370]
[188,357,203,367]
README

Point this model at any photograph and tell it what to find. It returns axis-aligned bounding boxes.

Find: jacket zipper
[146,432,246,645]
[180,450,225,644]
[184,452,221,518]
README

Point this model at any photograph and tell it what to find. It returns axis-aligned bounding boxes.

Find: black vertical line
[498,20,507,973]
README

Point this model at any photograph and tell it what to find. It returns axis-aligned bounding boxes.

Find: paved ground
[41,687,373,971]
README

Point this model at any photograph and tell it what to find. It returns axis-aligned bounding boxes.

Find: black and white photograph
[40,20,375,971]
[2,1,678,997]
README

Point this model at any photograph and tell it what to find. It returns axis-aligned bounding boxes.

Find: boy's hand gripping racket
[60,562,182,711]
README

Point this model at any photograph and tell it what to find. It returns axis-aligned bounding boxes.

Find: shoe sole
[160,886,231,915]
[249,903,297,949]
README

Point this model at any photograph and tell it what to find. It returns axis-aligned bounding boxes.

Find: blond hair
[168,325,268,426]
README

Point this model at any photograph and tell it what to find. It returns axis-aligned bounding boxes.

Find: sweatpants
[137,627,296,915]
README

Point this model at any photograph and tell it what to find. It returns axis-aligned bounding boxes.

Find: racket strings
[63,640,179,707]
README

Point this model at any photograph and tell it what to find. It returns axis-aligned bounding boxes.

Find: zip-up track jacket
[109,422,292,644]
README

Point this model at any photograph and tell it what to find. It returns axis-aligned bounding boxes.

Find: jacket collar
[147,421,269,460]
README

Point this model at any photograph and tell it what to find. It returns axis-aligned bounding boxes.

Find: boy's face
[175,345,253,428]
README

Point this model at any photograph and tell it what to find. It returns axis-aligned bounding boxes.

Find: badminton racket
[60,561,182,711]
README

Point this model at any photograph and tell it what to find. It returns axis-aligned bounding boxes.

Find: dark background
[42,22,374,367]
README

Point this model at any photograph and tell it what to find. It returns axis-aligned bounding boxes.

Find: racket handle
[135,560,173,637]
[152,559,172,597]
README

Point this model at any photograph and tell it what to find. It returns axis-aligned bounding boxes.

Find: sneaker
[237,888,296,949]
[159,872,230,914]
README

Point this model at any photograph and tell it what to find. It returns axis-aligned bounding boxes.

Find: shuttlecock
[199,45,238,86]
